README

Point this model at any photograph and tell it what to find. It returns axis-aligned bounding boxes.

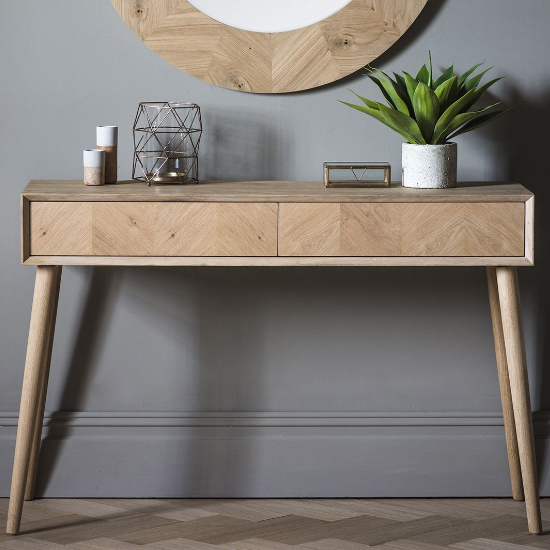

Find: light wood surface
[31,202,93,256]
[21,196,30,264]
[98,145,117,184]
[24,267,62,502]
[7,266,61,534]
[22,255,535,267]
[1,497,548,546]
[109,0,428,93]
[22,181,533,203]
[525,196,535,265]
[486,267,523,501]
[30,202,278,257]
[496,267,542,534]
[22,181,533,266]
[279,203,525,257]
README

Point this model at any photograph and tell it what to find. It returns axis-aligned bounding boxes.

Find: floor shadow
[121,267,269,498]
[35,267,120,495]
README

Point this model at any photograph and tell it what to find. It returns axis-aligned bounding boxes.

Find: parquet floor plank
[299,539,373,549]
[261,515,396,545]
[31,514,179,545]
[346,516,469,546]
[377,541,448,550]
[305,499,434,522]
[69,538,143,550]
[408,515,532,546]
[196,500,292,522]
[451,539,539,549]
[0,499,549,549]
[228,539,298,550]
[0,537,69,549]
[493,532,550,549]
[244,500,367,522]
[387,500,498,521]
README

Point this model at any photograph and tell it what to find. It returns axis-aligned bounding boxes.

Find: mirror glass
[187,0,353,33]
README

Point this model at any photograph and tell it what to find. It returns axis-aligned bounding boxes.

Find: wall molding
[2,410,549,429]
[1,411,549,498]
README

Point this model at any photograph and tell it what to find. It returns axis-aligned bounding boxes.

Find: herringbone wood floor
[0,498,549,549]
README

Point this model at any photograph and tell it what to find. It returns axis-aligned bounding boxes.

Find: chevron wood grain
[1,499,548,548]
[23,181,534,266]
[109,0,428,93]
[278,202,525,257]
[30,203,92,256]
[30,202,278,257]
[402,203,525,257]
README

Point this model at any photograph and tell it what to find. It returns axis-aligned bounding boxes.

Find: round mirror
[111,0,429,93]
[187,0,353,34]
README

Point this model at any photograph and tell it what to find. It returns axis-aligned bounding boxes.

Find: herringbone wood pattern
[1,499,549,549]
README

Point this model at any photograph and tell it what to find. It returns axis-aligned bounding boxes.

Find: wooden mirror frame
[111,0,429,94]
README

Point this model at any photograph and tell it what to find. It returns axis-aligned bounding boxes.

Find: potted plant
[341,55,514,189]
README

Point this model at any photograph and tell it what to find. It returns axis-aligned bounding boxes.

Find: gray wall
[1,0,550,497]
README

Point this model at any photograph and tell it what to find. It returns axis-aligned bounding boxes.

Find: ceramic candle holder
[97,126,118,183]
[83,149,106,186]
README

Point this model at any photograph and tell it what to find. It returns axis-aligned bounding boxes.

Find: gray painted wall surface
[1,0,550,497]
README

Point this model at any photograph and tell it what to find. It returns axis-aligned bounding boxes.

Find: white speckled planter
[402,143,457,189]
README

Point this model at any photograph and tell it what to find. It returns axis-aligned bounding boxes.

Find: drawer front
[30,202,278,257]
[278,202,525,257]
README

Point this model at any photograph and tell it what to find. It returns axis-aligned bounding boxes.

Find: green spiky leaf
[433,65,454,89]
[369,69,410,115]
[432,103,501,144]
[448,106,516,139]
[393,72,412,111]
[367,75,398,109]
[463,67,493,92]
[403,72,419,103]
[434,75,458,112]
[339,101,420,143]
[458,62,484,86]
[413,82,440,142]
[348,90,379,110]
[416,64,430,85]
[370,76,410,116]
[431,88,479,143]
[462,77,504,111]
[378,103,426,144]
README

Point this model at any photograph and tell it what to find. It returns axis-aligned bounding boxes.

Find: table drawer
[30,202,278,257]
[278,202,526,257]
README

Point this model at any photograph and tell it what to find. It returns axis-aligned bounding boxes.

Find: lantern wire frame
[133,102,203,185]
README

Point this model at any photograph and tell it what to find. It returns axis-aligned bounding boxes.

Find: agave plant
[341,54,514,145]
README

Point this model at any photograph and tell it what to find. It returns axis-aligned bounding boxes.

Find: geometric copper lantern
[133,102,202,185]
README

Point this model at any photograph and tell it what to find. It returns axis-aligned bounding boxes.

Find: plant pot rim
[402,142,457,147]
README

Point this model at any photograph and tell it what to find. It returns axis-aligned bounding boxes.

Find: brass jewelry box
[324,162,391,188]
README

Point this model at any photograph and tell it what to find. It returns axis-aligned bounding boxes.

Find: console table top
[23,180,532,203]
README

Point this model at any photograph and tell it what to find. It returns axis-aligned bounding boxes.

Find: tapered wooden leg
[486,267,524,501]
[24,266,62,501]
[496,266,542,534]
[6,266,61,535]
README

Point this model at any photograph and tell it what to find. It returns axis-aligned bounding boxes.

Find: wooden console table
[7,180,541,534]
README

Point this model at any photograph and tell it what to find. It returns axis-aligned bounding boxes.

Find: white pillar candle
[97,126,118,183]
[97,126,118,146]
[83,149,106,186]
